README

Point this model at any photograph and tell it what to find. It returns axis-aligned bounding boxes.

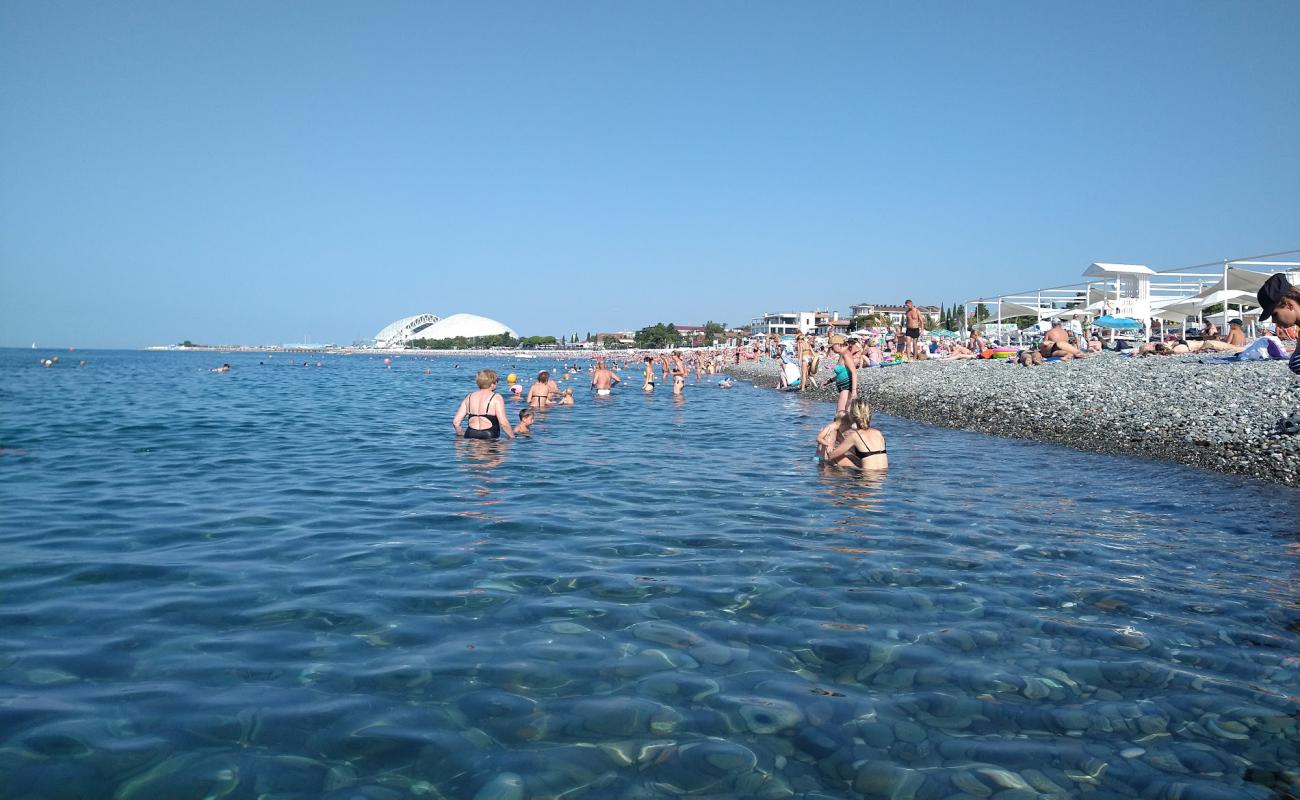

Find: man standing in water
[591,358,620,396]
[904,300,924,360]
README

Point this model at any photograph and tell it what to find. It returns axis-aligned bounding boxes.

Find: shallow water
[1,349,1297,800]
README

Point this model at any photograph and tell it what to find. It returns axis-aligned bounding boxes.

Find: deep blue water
[0,349,1297,800]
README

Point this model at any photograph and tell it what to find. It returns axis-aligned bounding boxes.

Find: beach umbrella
[1092,315,1143,330]
[926,329,960,338]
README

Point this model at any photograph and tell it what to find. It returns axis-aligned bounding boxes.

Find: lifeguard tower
[1083,263,1154,324]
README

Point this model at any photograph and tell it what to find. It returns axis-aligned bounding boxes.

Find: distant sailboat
[31,342,36,349]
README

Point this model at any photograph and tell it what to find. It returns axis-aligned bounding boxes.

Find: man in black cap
[1256,272,1300,374]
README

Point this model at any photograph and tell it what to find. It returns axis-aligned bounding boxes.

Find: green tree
[702,320,726,345]
[975,303,990,323]
[634,323,683,349]
[179,340,195,347]
[520,335,558,347]
[407,334,520,350]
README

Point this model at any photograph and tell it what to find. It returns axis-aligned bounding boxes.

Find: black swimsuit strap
[468,392,500,417]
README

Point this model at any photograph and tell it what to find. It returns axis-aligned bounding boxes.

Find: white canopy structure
[963,249,1300,341]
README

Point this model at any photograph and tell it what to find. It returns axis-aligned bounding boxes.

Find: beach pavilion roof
[1083,262,1155,278]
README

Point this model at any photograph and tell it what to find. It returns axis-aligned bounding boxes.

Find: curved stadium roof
[372,312,516,346]
[373,314,440,347]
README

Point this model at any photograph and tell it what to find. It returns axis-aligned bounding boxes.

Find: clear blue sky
[2,1,1297,347]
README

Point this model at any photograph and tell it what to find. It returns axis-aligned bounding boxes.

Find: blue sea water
[0,349,1297,800]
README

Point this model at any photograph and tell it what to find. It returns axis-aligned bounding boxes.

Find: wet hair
[848,399,873,429]
[518,409,533,421]
[475,369,498,388]
[563,388,573,395]
[538,371,549,383]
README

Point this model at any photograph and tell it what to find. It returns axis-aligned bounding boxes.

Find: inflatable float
[979,348,1018,360]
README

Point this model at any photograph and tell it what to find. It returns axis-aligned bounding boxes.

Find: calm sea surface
[1,349,1297,800]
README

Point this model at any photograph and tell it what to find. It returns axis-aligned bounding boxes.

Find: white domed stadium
[372,313,517,347]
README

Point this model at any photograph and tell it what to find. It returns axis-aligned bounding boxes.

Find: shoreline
[728,355,1300,488]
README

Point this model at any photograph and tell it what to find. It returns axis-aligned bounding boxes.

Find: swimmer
[558,388,575,406]
[212,363,231,373]
[643,356,656,392]
[670,351,686,395]
[527,371,555,408]
[452,368,515,440]
[591,358,620,396]
[816,411,852,461]
[515,408,534,435]
[823,399,888,470]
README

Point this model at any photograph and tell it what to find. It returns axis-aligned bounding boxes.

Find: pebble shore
[729,354,1300,487]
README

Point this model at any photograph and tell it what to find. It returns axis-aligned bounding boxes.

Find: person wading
[452,369,515,440]
[591,358,620,396]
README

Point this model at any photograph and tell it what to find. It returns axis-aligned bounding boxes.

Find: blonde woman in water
[822,399,887,470]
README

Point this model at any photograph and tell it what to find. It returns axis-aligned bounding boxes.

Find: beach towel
[1236,336,1289,361]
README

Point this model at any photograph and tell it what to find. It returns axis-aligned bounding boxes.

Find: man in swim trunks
[591,358,620,396]
[1039,320,1087,360]
[904,300,924,360]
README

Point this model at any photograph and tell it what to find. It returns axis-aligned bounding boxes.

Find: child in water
[515,408,534,435]
[558,388,575,406]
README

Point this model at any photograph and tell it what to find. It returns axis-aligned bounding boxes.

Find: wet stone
[793,725,841,759]
[852,762,925,799]
[858,720,895,749]
[735,696,804,734]
[689,643,735,665]
[471,772,524,800]
[630,621,698,648]
[570,697,680,737]
[549,622,589,635]
[893,720,927,743]
[950,769,993,797]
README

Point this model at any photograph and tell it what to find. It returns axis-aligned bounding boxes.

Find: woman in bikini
[527,371,556,408]
[823,399,888,470]
[451,369,515,440]
[643,356,656,392]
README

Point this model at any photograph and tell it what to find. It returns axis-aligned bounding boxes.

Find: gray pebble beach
[729,353,1300,487]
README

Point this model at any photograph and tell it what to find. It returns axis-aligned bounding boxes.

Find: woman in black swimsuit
[452,369,515,440]
[823,399,887,470]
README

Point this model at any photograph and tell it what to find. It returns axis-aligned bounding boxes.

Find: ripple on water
[0,350,1296,799]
